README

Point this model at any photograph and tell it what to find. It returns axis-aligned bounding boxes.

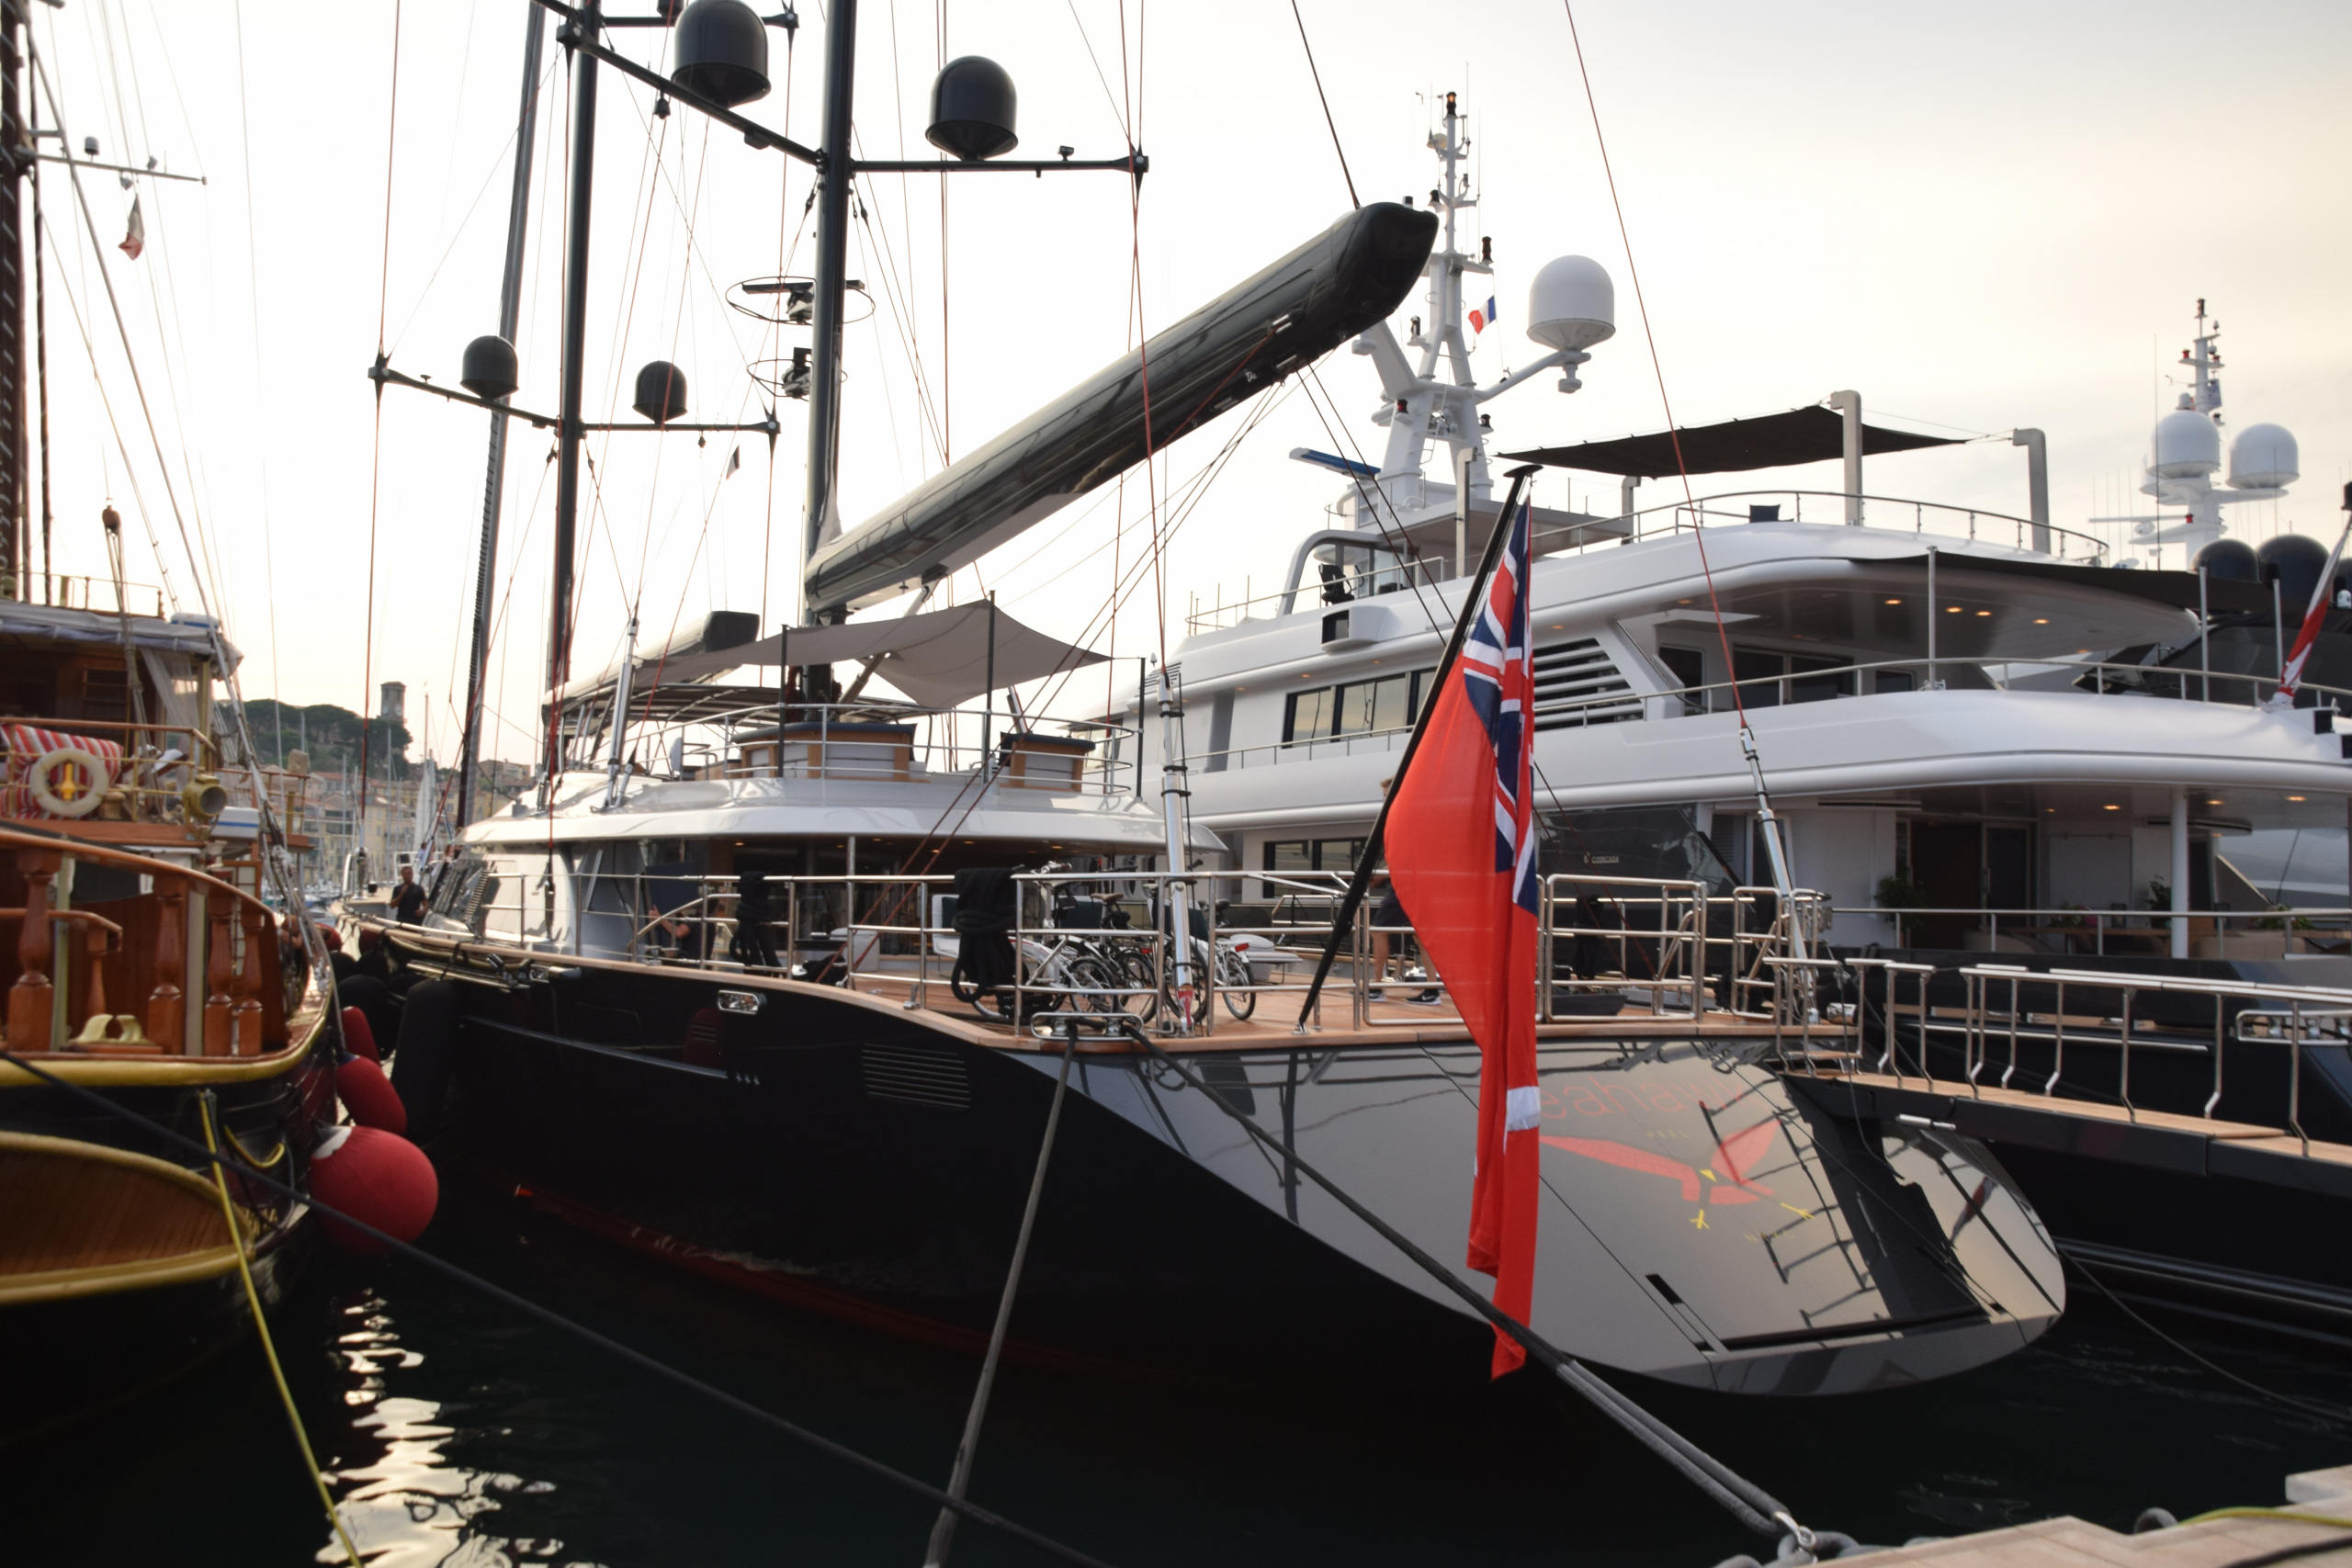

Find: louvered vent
[1532,638,1641,730]
[863,1043,971,1110]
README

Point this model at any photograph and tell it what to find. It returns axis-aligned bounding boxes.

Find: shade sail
[643,601,1105,709]
[1504,404,1963,479]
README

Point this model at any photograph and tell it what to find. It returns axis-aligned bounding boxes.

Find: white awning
[636,602,1105,709]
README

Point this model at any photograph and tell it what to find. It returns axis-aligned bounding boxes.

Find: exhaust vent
[863,1043,971,1110]
[1531,637,1640,730]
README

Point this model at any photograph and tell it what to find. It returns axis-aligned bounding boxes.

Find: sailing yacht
[362,6,2061,1396]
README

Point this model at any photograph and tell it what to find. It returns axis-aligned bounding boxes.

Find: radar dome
[2229,423,2299,490]
[1526,255,1615,353]
[2194,538,2258,583]
[2258,534,2333,610]
[2151,409,2220,479]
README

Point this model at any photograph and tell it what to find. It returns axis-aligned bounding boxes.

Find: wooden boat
[0,628,333,1435]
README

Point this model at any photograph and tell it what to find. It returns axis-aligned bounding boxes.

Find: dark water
[17,1179,2352,1567]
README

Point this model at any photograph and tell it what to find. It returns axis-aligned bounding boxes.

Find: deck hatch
[862,1043,971,1110]
[1531,637,1640,730]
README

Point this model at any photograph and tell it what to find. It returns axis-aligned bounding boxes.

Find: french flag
[1468,295,1497,334]
[1385,497,1541,1376]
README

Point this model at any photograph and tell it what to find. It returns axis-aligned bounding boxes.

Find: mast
[0,0,23,600]
[799,0,855,612]
[458,5,547,830]
[545,0,601,800]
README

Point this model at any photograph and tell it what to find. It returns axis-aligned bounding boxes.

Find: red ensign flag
[1385,498,1542,1376]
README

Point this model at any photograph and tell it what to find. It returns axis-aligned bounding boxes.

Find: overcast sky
[30,0,2352,764]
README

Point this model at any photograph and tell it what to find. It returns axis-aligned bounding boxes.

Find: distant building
[379,682,406,730]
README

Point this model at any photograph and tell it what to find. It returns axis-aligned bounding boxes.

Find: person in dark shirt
[390,865,427,924]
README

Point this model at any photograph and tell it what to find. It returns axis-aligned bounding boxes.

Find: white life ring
[28,746,108,818]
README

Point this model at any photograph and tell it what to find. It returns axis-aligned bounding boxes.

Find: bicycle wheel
[1158,942,1213,1031]
[1218,945,1257,1021]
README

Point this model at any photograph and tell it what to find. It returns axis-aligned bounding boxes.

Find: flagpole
[1293,463,1537,1031]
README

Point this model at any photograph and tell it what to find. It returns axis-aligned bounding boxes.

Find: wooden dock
[1849,1464,2352,1566]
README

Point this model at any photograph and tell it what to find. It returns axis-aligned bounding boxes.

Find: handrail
[1188,655,2352,775]
[0,824,300,1059]
[417,861,1841,1037]
[1187,487,2113,633]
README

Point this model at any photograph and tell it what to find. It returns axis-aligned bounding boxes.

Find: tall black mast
[457,6,548,829]
[798,0,855,609]
[545,1,602,796]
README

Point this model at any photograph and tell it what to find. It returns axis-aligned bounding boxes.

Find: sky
[26,0,2352,767]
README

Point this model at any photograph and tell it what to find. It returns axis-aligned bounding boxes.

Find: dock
[1848,1464,2352,1567]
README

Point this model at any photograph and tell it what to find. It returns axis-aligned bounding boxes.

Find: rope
[922,1030,1079,1568]
[1286,0,1357,209]
[1558,2,1742,729]
[199,1094,365,1568]
[1114,1022,1803,1546]
[2,1048,1117,1568]
[2062,1251,2352,1424]
[357,0,403,840]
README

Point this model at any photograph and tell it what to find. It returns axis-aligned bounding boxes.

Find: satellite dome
[633,360,688,424]
[926,57,1018,161]
[460,334,519,401]
[671,0,770,108]
[1526,255,1615,353]
[2194,538,2257,583]
[2229,423,2299,490]
[2258,534,2331,609]
[2151,409,2220,479]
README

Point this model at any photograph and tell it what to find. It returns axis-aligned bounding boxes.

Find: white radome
[2151,408,2222,479]
[1526,255,1616,353]
[2228,423,2300,490]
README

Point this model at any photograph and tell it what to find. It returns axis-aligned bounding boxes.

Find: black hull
[388,933,2064,1394]
[1853,953,2352,1340]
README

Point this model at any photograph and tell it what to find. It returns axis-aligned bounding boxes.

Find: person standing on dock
[390,864,427,924]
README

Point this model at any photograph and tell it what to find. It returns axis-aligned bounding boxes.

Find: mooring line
[1,1049,1114,1568]
[200,1093,366,1568]
[923,1026,1079,1568]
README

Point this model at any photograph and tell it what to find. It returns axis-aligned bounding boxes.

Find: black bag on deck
[950,867,1020,991]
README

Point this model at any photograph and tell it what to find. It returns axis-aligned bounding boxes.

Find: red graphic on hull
[1540,1119,1779,1205]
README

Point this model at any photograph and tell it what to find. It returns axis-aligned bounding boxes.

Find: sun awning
[643,602,1105,709]
[1504,404,1964,479]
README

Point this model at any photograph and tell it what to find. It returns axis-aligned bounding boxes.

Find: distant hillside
[243,700,411,771]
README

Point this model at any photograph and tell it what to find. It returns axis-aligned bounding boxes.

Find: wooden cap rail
[2,826,295,1059]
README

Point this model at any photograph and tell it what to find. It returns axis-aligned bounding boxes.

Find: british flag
[1387,497,1544,1375]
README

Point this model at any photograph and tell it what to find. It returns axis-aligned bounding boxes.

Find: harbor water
[17,1176,2351,1567]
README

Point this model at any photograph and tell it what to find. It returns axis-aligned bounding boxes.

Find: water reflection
[320,1290,579,1568]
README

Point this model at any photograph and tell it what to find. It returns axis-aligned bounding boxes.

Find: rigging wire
[758,20,797,631]
[357,0,404,836]
[229,0,282,749]
[1287,0,1358,209]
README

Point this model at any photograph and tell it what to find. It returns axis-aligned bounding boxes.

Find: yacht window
[1657,646,1703,694]
[1790,656,1855,704]
[1875,669,1915,694]
[1261,837,1365,896]
[1285,688,1336,744]
[1732,649,1784,708]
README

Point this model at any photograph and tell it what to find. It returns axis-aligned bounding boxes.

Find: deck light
[1884,598,1902,605]
[1946,605,1963,614]
[2290,795,2308,802]
[2034,617,2050,625]
[1976,610,1992,617]
[2102,804,2120,811]
[2207,798,2223,806]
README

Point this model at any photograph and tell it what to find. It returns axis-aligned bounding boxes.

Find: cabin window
[1657,646,1703,694]
[1732,649,1784,707]
[1284,671,1426,745]
[1874,669,1915,694]
[81,666,130,722]
[1789,657,1855,704]
[1261,837,1366,896]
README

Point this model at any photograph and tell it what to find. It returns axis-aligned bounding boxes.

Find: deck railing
[1829,905,2352,959]
[425,862,1840,1036]
[1,827,305,1058]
